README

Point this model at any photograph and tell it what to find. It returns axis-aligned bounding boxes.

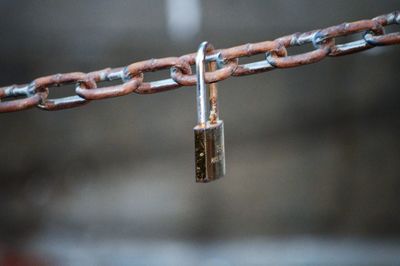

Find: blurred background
[1,0,400,265]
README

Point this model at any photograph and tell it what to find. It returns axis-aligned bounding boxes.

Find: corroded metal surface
[194,121,225,183]
[194,42,225,183]
[0,11,399,113]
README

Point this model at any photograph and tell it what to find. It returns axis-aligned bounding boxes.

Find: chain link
[1,11,399,113]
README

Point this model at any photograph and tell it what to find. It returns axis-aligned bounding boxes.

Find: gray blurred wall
[0,0,399,248]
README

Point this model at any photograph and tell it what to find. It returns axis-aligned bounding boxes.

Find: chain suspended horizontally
[1,11,399,113]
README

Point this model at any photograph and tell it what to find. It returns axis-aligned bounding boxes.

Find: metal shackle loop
[196,41,219,127]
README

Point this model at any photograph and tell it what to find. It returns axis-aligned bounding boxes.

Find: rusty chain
[1,11,399,113]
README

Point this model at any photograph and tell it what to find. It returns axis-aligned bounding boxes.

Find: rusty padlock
[194,42,226,183]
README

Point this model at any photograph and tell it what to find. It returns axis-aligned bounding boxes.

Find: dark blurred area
[1,0,400,265]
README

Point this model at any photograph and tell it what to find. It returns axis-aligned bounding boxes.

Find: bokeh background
[1,0,400,265]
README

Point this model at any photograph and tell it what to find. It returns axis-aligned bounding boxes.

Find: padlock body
[194,120,225,182]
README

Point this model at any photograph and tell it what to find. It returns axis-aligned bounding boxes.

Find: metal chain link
[1,11,399,113]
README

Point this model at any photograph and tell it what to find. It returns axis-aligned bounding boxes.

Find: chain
[1,11,399,113]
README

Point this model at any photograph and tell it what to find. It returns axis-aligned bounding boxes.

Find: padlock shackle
[195,41,211,126]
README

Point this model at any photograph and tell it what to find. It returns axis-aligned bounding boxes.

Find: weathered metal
[194,42,225,183]
[0,11,399,113]
[194,121,225,182]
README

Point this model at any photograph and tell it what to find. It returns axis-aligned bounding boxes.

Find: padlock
[194,42,226,183]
